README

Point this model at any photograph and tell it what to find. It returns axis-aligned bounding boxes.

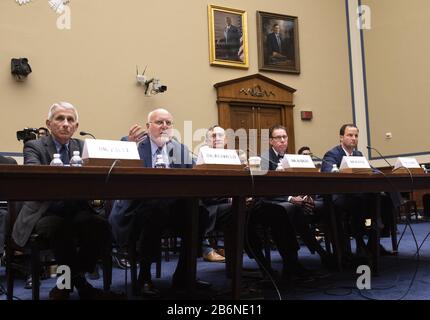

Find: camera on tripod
[16,128,38,143]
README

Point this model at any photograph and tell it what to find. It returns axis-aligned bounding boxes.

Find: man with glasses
[247,125,333,282]
[109,108,210,297]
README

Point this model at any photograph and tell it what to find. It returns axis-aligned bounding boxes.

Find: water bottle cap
[73,151,80,156]
[53,153,60,158]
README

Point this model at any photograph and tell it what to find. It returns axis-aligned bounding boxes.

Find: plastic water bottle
[331,164,340,173]
[50,153,63,166]
[70,151,83,167]
[421,164,428,174]
[154,154,166,168]
[276,162,284,171]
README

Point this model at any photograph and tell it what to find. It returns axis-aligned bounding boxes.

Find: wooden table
[1,165,430,298]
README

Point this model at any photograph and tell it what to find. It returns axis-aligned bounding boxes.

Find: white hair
[47,102,79,121]
[147,108,171,123]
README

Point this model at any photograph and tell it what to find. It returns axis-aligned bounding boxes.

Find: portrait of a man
[215,14,242,62]
[257,11,300,74]
[208,5,249,69]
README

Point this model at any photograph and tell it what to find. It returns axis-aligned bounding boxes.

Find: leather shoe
[215,248,225,257]
[24,275,33,290]
[203,250,225,262]
[138,280,160,298]
[379,244,395,256]
[49,287,71,300]
[172,278,212,290]
[78,283,125,300]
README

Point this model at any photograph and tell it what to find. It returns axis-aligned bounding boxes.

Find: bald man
[109,108,209,297]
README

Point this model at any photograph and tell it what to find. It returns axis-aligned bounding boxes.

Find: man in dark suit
[109,108,209,297]
[218,16,241,60]
[266,23,293,64]
[322,123,397,258]
[0,155,17,164]
[11,102,113,300]
[321,123,371,257]
[247,125,331,280]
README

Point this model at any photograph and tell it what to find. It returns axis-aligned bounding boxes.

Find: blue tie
[60,145,69,164]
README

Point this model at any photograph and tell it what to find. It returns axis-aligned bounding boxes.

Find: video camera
[152,79,167,93]
[16,128,38,143]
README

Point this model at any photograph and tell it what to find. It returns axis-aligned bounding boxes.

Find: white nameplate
[340,156,371,170]
[196,148,241,165]
[394,157,420,169]
[82,139,140,160]
[281,154,316,169]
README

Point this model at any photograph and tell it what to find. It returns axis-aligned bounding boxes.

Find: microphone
[366,145,392,168]
[246,147,280,170]
[169,136,198,164]
[80,131,96,139]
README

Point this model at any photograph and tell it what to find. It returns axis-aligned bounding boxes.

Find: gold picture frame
[208,5,249,69]
[257,11,300,74]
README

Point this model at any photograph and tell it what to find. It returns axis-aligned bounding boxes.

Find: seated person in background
[298,146,322,169]
[297,146,312,156]
[255,125,333,271]
[200,125,233,263]
[11,102,115,300]
[109,108,210,297]
[37,127,50,139]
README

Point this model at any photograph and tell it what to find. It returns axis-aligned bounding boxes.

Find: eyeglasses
[149,120,174,127]
[271,135,288,141]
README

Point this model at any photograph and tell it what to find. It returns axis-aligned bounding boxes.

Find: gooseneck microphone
[80,131,96,139]
[366,145,392,168]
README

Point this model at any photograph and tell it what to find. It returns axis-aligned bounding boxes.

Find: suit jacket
[109,136,193,246]
[259,148,289,203]
[12,135,84,247]
[224,24,241,46]
[321,145,363,173]
[0,155,17,165]
[267,32,284,54]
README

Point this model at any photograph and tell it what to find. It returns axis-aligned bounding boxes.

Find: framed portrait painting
[257,11,300,74]
[208,5,249,69]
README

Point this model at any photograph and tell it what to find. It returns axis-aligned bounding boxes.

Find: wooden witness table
[1,165,430,299]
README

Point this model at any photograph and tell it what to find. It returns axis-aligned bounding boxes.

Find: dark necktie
[60,144,69,164]
[154,147,163,168]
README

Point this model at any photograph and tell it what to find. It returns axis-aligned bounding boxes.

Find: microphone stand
[80,131,96,139]
[366,145,392,168]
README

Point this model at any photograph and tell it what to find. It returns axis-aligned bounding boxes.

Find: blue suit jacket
[109,136,193,246]
[321,145,363,173]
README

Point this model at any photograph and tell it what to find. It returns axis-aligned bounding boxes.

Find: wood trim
[214,73,296,92]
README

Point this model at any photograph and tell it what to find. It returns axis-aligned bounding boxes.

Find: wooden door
[229,104,283,155]
[214,74,296,156]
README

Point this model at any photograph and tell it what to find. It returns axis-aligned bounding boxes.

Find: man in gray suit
[12,102,112,300]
